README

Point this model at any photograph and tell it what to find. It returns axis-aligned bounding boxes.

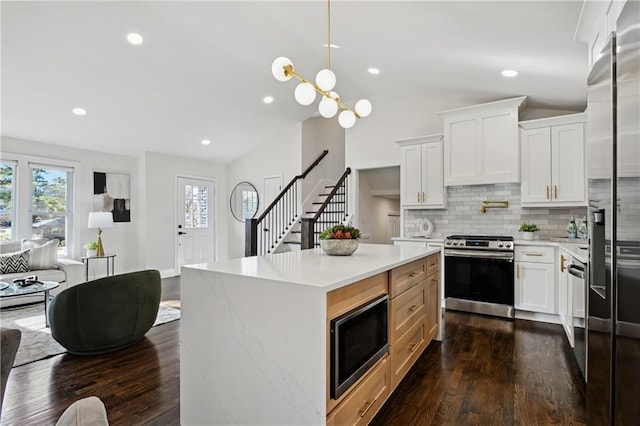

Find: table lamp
[88,212,113,257]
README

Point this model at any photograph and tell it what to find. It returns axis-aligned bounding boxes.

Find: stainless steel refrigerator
[586,1,640,424]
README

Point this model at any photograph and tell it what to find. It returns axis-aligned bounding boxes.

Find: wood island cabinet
[326,251,441,424]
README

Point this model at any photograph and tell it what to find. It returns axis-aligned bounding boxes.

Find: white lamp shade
[355,99,372,118]
[294,82,317,106]
[318,96,338,118]
[315,69,336,91]
[88,212,114,229]
[271,57,294,82]
[338,110,356,129]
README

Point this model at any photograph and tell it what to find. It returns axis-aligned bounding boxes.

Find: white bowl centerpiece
[319,225,361,256]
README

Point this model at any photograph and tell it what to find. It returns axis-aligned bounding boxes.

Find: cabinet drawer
[390,315,426,389]
[515,246,554,263]
[426,252,440,277]
[326,355,391,426]
[389,258,427,298]
[327,272,388,320]
[390,280,426,343]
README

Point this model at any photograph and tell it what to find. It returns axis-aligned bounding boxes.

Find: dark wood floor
[2,282,585,425]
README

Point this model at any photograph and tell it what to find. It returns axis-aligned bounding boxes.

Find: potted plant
[84,242,99,257]
[519,223,539,241]
[319,224,361,256]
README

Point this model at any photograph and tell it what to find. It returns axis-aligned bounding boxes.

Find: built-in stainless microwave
[330,294,389,399]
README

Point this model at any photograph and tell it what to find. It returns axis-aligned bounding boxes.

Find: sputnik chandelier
[271,0,372,129]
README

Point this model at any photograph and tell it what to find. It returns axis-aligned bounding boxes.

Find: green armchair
[48,270,161,355]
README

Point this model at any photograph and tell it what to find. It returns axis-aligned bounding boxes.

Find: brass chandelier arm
[283,64,362,118]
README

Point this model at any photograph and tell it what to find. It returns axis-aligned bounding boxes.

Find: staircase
[281,171,351,251]
[245,156,352,256]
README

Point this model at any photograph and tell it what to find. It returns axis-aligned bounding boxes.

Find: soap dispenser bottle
[567,217,578,239]
[578,216,588,239]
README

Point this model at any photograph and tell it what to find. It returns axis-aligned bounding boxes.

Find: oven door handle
[444,249,514,261]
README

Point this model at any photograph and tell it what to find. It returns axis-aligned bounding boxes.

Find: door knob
[178,231,187,235]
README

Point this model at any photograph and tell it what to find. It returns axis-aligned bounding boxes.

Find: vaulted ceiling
[1,1,587,163]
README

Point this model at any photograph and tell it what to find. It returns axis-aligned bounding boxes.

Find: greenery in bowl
[319,224,361,240]
[518,223,539,232]
[84,242,99,250]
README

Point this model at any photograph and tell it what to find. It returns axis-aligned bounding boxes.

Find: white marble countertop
[185,243,440,291]
[392,237,445,242]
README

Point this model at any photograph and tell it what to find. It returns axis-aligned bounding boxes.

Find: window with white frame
[29,163,74,255]
[0,161,16,242]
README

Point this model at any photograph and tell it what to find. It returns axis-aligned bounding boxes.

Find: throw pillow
[22,239,59,270]
[0,249,31,274]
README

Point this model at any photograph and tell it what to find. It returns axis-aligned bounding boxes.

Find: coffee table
[0,281,60,327]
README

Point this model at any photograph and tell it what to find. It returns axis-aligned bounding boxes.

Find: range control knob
[498,243,504,248]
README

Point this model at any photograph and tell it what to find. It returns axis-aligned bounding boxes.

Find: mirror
[230,181,259,222]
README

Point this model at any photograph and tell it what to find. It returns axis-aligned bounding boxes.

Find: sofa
[0,240,84,308]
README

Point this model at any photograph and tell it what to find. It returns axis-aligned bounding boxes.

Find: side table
[80,254,116,282]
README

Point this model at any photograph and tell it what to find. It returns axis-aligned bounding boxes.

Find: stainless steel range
[444,235,515,319]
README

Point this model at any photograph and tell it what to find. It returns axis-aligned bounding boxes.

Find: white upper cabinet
[520,114,587,207]
[396,134,446,209]
[438,96,526,186]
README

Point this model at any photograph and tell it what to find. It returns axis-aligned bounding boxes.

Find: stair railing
[301,167,351,250]
[245,150,329,257]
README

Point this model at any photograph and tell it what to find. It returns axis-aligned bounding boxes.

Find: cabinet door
[425,273,440,341]
[521,128,552,204]
[515,261,556,314]
[552,123,586,203]
[400,145,423,207]
[558,252,574,346]
[444,118,478,185]
[481,112,519,183]
[423,142,445,207]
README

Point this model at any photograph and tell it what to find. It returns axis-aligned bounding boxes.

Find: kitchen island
[180,243,439,425]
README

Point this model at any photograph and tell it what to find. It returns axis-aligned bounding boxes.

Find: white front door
[263,175,282,211]
[177,177,215,272]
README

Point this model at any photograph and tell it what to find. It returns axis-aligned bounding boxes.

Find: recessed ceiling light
[501,69,518,78]
[322,43,341,49]
[201,139,211,146]
[263,96,274,104]
[72,107,87,116]
[127,33,144,45]
[368,68,380,75]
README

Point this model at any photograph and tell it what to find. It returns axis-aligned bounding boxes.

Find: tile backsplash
[404,183,588,239]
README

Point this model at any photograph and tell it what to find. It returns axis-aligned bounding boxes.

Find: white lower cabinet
[515,246,556,314]
[558,249,574,346]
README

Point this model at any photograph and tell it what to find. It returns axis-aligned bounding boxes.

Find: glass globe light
[355,99,372,118]
[315,69,336,91]
[319,96,338,118]
[338,110,356,129]
[294,82,316,106]
[271,57,294,82]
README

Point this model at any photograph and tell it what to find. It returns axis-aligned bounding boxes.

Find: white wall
[357,167,401,244]
[301,117,345,198]
[1,136,140,275]
[142,151,228,275]
[225,124,302,259]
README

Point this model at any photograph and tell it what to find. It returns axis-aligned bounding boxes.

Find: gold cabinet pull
[359,398,378,417]
[555,185,558,199]
[560,255,566,272]
[422,191,425,203]
[417,192,420,203]
[524,253,544,257]
[516,264,520,279]
[409,304,419,312]
[546,185,550,199]
[409,271,418,278]
[409,342,419,352]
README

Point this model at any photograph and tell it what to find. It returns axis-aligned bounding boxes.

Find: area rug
[0,303,181,367]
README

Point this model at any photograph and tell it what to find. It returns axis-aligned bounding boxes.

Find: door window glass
[184,185,208,228]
